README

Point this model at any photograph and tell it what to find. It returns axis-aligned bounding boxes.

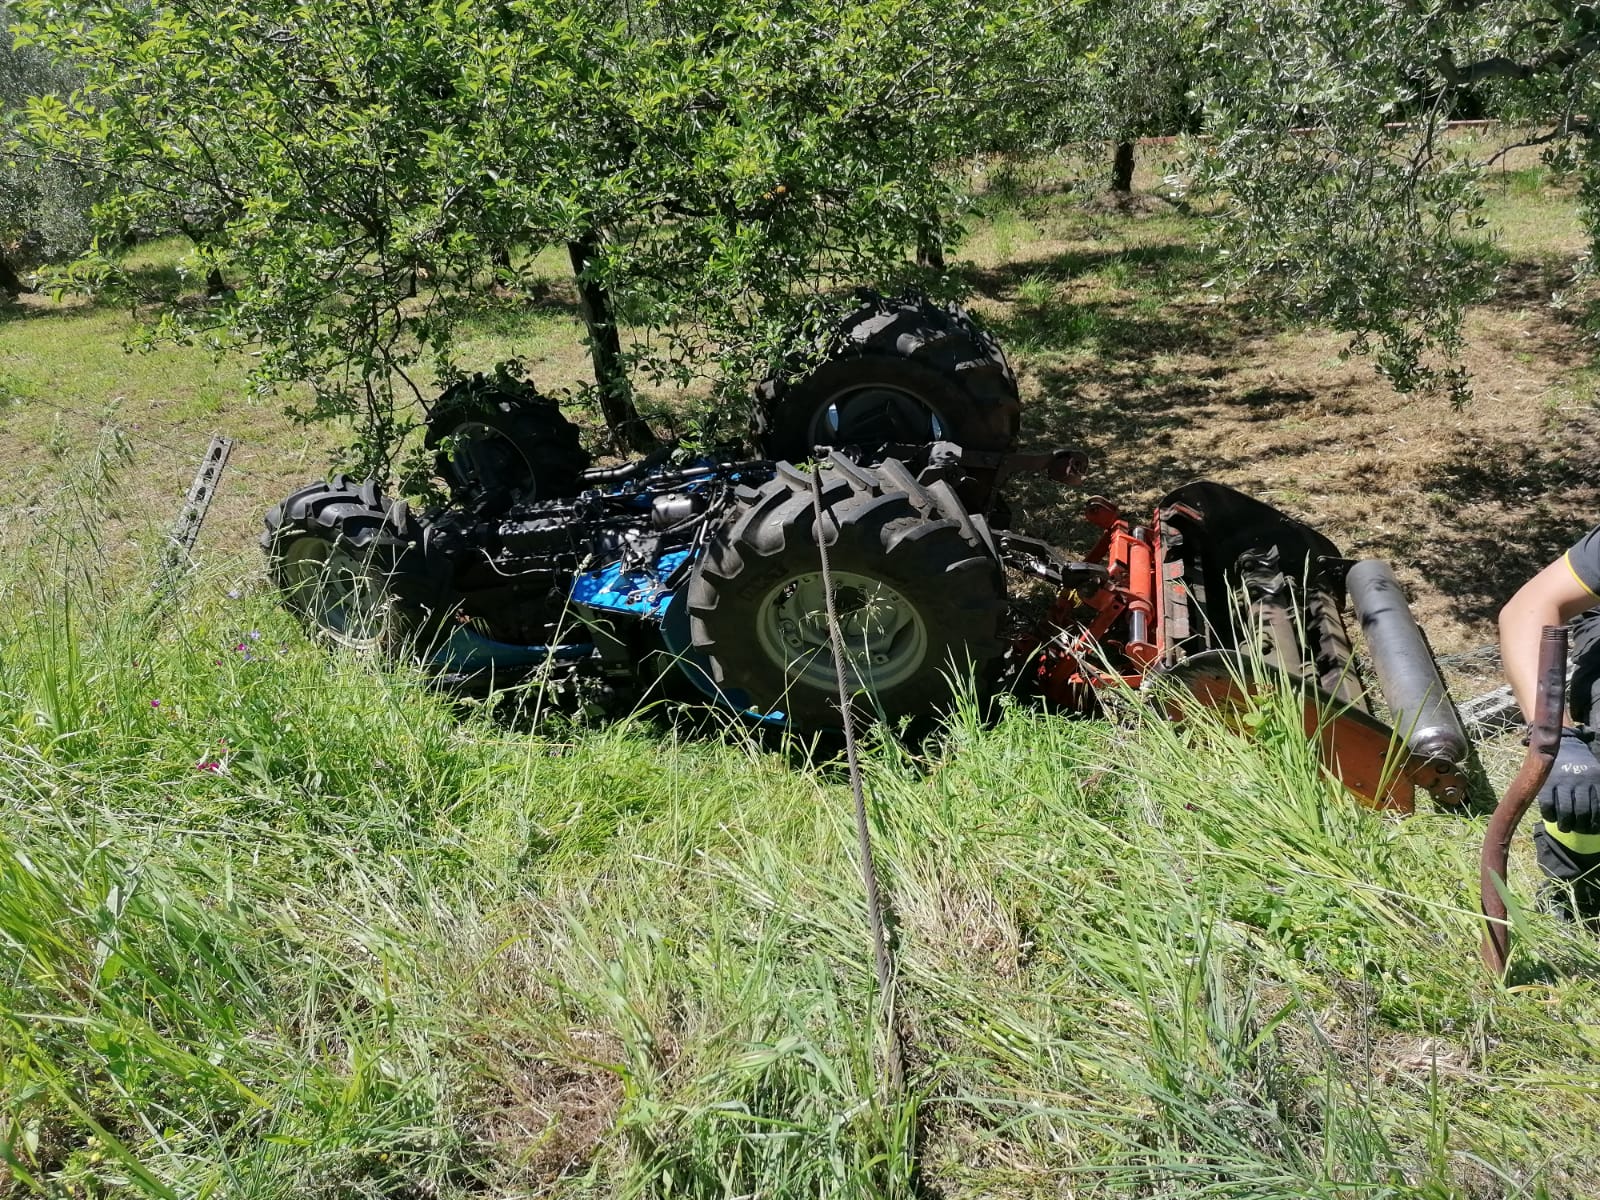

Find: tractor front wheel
[425,375,589,513]
[262,477,452,654]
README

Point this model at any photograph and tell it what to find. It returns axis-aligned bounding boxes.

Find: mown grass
[6,447,1600,1198]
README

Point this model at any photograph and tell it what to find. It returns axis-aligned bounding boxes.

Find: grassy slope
[7,528,1600,1198]
[6,161,1600,1196]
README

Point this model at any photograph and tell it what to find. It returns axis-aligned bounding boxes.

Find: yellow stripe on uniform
[1563,550,1600,599]
[1545,820,1600,854]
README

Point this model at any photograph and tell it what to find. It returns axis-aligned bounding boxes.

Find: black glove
[1539,727,1600,835]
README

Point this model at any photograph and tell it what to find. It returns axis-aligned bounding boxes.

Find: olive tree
[0,4,91,296]
[1069,0,1197,193]
[1179,0,1600,398]
[14,0,1048,467]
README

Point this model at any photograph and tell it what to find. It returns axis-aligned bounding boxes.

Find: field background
[5,147,1600,1196]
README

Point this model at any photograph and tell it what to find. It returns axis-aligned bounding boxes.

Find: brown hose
[1480,625,1568,977]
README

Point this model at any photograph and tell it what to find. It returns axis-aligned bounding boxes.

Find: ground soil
[961,193,1600,679]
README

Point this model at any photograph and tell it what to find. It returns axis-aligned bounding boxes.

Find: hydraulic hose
[577,446,672,485]
[1480,624,1568,977]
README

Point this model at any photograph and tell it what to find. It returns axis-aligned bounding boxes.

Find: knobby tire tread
[687,454,1006,728]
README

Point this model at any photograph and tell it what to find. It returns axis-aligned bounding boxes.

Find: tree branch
[1436,32,1600,88]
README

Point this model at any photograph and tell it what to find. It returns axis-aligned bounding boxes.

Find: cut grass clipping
[3,449,1600,1197]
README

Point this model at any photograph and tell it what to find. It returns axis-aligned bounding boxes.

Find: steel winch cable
[809,465,906,1096]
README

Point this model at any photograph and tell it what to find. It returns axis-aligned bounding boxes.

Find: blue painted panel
[658,586,785,724]
[427,624,593,671]
[569,550,691,621]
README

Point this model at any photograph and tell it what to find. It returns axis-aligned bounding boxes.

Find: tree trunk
[0,256,25,298]
[175,219,229,298]
[916,221,946,271]
[567,235,656,450]
[1111,140,1136,194]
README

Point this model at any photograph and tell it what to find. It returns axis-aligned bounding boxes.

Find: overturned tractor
[263,294,1470,812]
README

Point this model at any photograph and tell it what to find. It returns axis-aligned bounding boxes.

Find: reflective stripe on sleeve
[1544,819,1600,855]
[1564,550,1600,599]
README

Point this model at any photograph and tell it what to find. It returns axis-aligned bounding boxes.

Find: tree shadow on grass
[962,239,1209,301]
[1467,257,1600,367]
[1008,344,1600,634]
[1491,257,1580,310]
[0,290,122,324]
[1410,437,1600,630]
[448,277,586,325]
[964,239,1246,387]
[0,253,221,324]
[1001,357,1383,560]
[963,232,1600,637]
[2,256,589,332]
[961,235,1336,554]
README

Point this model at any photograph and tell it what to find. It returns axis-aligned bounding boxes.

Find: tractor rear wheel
[262,477,452,654]
[687,455,1007,729]
[754,293,1021,463]
[425,376,589,513]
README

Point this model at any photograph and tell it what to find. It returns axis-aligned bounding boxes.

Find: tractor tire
[687,454,1007,729]
[425,375,589,513]
[262,477,453,654]
[754,292,1021,463]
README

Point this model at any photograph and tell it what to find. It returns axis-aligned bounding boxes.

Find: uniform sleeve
[1565,526,1600,598]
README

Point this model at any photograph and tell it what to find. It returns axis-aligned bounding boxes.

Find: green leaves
[19,0,1566,445]
[1176,0,1582,400]
[10,0,1051,462]
[1,7,94,282]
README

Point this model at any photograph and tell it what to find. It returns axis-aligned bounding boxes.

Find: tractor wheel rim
[756,569,928,694]
[449,421,536,499]
[281,538,388,647]
[811,385,948,447]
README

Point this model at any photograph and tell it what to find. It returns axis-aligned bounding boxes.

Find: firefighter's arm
[1498,553,1597,724]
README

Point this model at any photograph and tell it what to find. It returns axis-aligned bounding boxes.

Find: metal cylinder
[1123,525,1157,664]
[1347,559,1468,767]
[651,492,705,529]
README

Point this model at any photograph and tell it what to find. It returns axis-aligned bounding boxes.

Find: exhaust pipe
[1346,560,1469,769]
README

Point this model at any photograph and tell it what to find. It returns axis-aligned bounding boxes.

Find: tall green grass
[5,472,1600,1196]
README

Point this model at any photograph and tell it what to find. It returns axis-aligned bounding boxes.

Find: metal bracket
[997,531,1107,589]
[875,441,1090,491]
[159,434,233,580]
[962,446,1089,489]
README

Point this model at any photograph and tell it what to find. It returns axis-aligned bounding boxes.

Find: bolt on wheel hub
[756,569,928,693]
